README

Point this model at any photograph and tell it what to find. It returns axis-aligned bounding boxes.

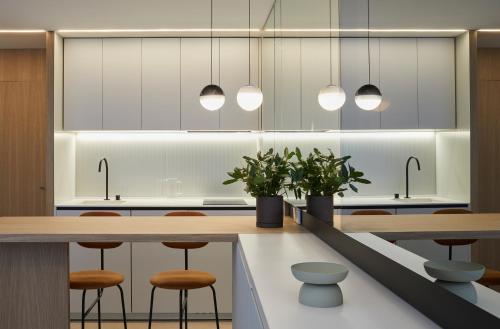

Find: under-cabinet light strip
[0,29,46,33]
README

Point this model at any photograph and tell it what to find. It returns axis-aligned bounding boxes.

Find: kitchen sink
[203,199,247,205]
[395,198,435,203]
[80,200,127,205]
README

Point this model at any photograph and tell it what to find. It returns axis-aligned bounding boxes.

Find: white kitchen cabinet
[417,38,456,129]
[142,38,181,130]
[301,38,340,130]
[261,38,278,130]
[395,207,470,262]
[64,39,103,130]
[340,38,381,130]
[220,38,260,130]
[102,38,142,130]
[275,38,302,130]
[55,209,132,316]
[380,38,419,129]
[180,38,220,130]
[129,209,250,315]
[233,243,265,329]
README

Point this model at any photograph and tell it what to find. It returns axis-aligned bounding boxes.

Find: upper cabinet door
[380,38,419,129]
[261,38,275,130]
[180,38,220,130]
[276,38,301,130]
[142,38,181,130]
[417,38,456,129]
[301,38,340,131]
[64,39,103,130]
[220,38,260,130]
[102,38,142,130]
[341,38,381,130]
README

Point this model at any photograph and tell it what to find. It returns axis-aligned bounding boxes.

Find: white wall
[436,131,470,201]
[70,131,440,198]
[54,133,76,202]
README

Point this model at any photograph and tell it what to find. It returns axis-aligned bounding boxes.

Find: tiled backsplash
[58,131,461,199]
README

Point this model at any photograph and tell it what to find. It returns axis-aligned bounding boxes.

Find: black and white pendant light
[355,0,382,111]
[318,0,346,111]
[237,0,263,112]
[200,0,225,111]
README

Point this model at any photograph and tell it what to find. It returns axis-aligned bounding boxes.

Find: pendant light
[200,0,225,111]
[318,0,346,111]
[237,0,263,112]
[355,0,382,111]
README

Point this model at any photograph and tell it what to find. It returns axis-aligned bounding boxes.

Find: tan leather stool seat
[150,270,216,290]
[70,270,124,290]
[477,268,500,287]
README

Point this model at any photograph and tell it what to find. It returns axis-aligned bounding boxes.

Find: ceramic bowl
[291,262,349,285]
[424,260,485,283]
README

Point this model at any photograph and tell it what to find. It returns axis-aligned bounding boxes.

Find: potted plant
[289,148,370,223]
[223,148,294,228]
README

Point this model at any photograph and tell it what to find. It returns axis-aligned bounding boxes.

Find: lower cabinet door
[395,207,471,261]
[56,209,132,316]
[130,210,239,316]
[233,243,265,329]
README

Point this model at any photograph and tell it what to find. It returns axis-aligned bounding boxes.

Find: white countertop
[55,195,468,208]
[238,233,441,329]
[348,232,500,319]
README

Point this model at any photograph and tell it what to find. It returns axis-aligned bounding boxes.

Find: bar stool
[148,211,220,329]
[351,209,396,243]
[432,209,500,287]
[70,211,127,329]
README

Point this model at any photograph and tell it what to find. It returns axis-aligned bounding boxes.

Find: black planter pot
[256,196,284,228]
[306,195,333,224]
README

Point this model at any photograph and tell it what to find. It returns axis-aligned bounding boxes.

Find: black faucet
[98,158,110,200]
[405,156,421,199]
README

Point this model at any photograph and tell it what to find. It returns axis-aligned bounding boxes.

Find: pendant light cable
[367,0,371,84]
[210,0,213,84]
[248,0,251,85]
[329,0,332,85]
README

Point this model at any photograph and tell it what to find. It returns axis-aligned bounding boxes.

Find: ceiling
[0,0,499,33]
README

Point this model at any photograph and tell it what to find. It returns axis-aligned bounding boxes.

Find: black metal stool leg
[148,286,156,329]
[97,289,102,329]
[184,290,188,329]
[117,284,128,329]
[209,285,220,329]
[179,290,183,329]
[81,289,87,329]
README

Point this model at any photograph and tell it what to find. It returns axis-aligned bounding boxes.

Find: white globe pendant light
[318,0,345,111]
[237,0,262,112]
[355,0,382,111]
[237,85,263,112]
[200,84,225,111]
[355,84,382,111]
[200,0,225,111]
[318,85,346,111]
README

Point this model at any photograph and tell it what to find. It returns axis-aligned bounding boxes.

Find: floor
[70,321,232,329]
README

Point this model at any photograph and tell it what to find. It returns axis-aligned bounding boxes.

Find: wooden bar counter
[1,214,499,329]
[335,213,500,240]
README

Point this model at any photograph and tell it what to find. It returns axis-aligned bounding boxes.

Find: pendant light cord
[329,0,332,85]
[367,0,371,84]
[210,0,213,84]
[248,0,251,85]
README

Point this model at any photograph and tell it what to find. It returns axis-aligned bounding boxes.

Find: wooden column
[0,243,69,329]
[0,33,54,216]
[471,32,500,291]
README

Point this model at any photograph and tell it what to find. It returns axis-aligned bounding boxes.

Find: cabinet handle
[39,186,46,191]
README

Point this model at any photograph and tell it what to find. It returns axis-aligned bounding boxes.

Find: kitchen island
[1,214,499,329]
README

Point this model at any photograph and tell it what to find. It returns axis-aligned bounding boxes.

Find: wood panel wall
[0,32,54,216]
[471,36,500,290]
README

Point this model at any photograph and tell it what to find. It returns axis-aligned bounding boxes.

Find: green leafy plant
[223,148,294,197]
[289,147,370,199]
